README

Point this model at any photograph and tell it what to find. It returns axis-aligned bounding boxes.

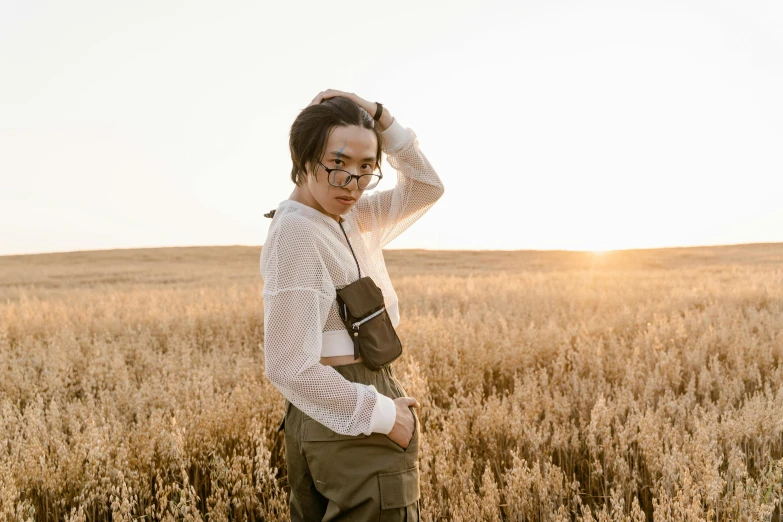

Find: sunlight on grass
[1,244,782,520]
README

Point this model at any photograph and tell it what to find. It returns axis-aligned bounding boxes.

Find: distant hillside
[1,243,781,300]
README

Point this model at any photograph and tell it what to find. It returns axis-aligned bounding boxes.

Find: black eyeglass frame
[317,160,383,190]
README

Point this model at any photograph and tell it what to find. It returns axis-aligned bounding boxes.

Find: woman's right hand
[387,396,420,449]
[308,88,394,132]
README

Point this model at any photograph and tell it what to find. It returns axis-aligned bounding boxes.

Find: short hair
[289,97,383,186]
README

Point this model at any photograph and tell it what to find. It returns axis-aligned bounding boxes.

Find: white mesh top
[260,118,444,437]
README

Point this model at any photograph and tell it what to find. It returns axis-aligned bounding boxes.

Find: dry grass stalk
[0,244,782,520]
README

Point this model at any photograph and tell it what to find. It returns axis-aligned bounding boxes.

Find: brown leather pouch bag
[336,276,403,371]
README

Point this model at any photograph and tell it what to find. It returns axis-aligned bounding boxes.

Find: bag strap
[338,219,362,279]
[338,219,363,361]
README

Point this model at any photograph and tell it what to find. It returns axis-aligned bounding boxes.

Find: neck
[290,185,340,222]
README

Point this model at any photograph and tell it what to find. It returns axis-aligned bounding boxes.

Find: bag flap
[336,276,385,318]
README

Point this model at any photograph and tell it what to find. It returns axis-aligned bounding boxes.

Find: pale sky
[2,0,782,256]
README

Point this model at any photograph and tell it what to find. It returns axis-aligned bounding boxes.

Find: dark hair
[289,97,383,186]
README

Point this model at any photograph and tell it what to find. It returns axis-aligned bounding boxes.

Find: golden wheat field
[1,244,782,521]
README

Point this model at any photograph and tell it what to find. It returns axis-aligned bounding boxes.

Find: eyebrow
[327,151,377,162]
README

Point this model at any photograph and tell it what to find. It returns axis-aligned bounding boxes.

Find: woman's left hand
[308,89,392,131]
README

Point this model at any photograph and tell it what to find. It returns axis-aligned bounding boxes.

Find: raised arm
[353,119,444,248]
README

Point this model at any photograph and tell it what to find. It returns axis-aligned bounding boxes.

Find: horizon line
[2,240,782,259]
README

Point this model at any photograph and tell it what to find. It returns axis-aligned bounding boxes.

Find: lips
[336,196,355,203]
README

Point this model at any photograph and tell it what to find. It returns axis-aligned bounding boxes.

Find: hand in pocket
[387,397,419,449]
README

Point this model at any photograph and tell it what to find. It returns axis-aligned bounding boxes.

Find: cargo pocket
[378,464,420,510]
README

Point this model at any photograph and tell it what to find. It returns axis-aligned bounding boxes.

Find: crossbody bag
[335,219,403,371]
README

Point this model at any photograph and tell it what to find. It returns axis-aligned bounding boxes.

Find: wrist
[376,106,394,132]
[351,94,393,131]
[380,117,409,152]
[368,391,397,435]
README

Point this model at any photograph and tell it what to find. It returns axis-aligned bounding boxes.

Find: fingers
[404,396,420,408]
[308,89,355,107]
[309,89,334,106]
[393,396,421,409]
[308,91,325,107]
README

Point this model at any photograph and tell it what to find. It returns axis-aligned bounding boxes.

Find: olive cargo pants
[280,362,420,521]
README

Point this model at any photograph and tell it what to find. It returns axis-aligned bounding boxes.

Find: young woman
[260,89,444,521]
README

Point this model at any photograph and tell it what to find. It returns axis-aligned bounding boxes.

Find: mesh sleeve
[261,218,380,436]
[354,127,445,248]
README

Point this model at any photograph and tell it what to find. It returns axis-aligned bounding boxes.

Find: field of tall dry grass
[1,243,782,521]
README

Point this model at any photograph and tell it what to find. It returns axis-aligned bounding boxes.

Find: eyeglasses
[318,161,383,190]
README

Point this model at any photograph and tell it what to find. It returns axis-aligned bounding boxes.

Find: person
[260,89,444,521]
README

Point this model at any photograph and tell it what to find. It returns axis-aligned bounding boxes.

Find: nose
[344,175,362,191]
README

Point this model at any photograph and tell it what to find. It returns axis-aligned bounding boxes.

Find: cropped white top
[260,118,444,437]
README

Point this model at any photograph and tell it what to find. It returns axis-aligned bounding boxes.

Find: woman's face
[303,125,378,220]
